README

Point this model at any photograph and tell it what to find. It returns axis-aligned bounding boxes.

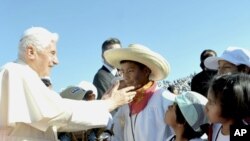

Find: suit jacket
[93,66,115,99]
[191,70,217,97]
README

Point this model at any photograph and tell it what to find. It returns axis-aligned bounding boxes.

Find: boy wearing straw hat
[104,44,176,141]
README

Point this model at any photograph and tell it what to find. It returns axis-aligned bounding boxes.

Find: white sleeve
[56,98,111,132]
[0,63,111,132]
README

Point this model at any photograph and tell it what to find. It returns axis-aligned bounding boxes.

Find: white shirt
[216,130,229,141]
[211,123,229,141]
[111,88,175,141]
[0,62,111,141]
[166,135,205,141]
[103,63,118,76]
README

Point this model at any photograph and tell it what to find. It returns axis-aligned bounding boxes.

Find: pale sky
[1,0,250,92]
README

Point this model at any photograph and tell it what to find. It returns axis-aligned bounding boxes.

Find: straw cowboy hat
[104,44,170,81]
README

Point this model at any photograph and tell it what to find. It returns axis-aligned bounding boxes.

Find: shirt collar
[103,63,118,76]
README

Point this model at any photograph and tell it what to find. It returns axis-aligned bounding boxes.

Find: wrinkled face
[28,41,59,77]
[205,88,223,123]
[164,103,178,127]
[218,60,238,75]
[120,61,150,90]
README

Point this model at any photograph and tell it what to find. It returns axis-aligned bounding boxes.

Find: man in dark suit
[191,49,217,97]
[93,38,122,99]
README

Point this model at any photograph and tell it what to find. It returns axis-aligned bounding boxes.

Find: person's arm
[102,81,136,111]
[0,63,136,132]
[55,98,112,131]
[57,81,136,131]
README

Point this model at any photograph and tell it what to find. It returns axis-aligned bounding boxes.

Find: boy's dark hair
[175,104,203,139]
[209,73,250,120]
[120,60,151,78]
[120,60,148,70]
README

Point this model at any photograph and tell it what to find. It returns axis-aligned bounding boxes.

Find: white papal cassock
[0,61,111,141]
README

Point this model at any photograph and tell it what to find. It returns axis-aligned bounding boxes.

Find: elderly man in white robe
[0,27,136,141]
[104,44,176,141]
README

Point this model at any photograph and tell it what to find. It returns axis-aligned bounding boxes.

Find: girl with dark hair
[205,73,250,141]
[164,91,208,141]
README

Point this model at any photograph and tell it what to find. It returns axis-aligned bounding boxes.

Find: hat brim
[175,91,208,131]
[104,44,170,81]
[204,56,223,70]
[78,81,98,99]
[60,86,86,100]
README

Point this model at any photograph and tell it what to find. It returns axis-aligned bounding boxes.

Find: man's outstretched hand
[102,80,136,112]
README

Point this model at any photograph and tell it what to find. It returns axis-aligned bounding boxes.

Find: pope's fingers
[120,86,135,92]
[111,80,120,91]
[125,91,136,102]
[128,91,136,98]
[105,80,120,96]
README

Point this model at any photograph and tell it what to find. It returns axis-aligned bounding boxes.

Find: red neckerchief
[129,81,156,115]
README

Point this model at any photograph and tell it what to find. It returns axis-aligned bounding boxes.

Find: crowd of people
[161,74,195,95]
[0,26,249,141]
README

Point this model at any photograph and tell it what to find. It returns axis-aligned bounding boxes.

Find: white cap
[60,81,97,100]
[175,91,208,131]
[60,86,86,100]
[204,47,250,70]
[78,81,98,99]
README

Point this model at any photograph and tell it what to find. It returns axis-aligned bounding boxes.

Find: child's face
[84,91,96,101]
[164,103,178,127]
[205,89,223,123]
[120,62,150,90]
[85,94,96,101]
[218,60,238,75]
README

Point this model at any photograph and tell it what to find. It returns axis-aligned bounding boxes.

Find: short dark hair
[102,38,121,53]
[200,49,217,62]
[209,73,250,120]
[200,49,217,69]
